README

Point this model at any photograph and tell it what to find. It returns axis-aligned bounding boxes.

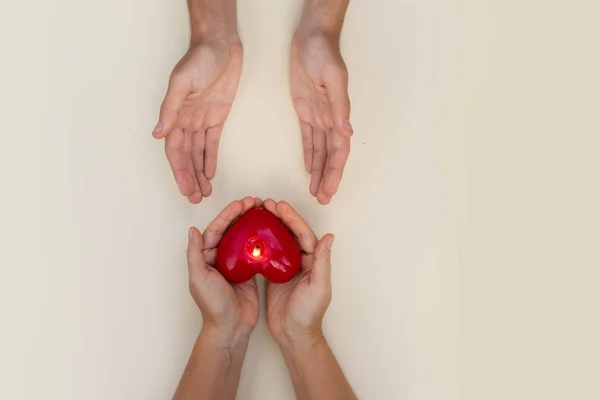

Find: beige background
[1,0,599,399]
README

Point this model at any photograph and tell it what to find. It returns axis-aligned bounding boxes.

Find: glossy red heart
[215,208,302,284]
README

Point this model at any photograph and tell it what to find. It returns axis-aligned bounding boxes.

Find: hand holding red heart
[187,197,333,346]
[262,199,335,347]
[187,196,262,344]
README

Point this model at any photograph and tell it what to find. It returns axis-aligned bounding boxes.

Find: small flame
[252,246,261,257]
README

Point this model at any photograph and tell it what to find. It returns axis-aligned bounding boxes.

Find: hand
[263,199,335,345]
[290,27,352,205]
[153,39,243,204]
[187,197,261,342]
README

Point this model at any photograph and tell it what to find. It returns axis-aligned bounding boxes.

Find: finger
[311,234,334,286]
[276,201,318,253]
[204,125,223,180]
[154,74,189,139]
[313,102,333,134]
[187,190,203,204]
[165,128,195,196]
[190,107,207,134]
[178,107,195,133]
[187,227,208,280]
[316,191,332,206]
[204,248,217,267]
[324,62,353,137]
[300,121,314,173]
[263,198,279,216]
[241,196,255,213]
[318,131,350,202]
[309,128,327,197]
[184,130,203,203]
[203,200,244,249]
[254,197,263,208]
[292,97,313,125]
[263,200,299,241]
[191,130,213,197]
[203,198,253,265]
[197,174,212,198]
[301,253,315,272]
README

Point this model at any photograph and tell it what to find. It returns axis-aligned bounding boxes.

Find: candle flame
[252,246,261,257]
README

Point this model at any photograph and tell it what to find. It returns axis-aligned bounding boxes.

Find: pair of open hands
[187,197,333,345]
[152,29,352,205]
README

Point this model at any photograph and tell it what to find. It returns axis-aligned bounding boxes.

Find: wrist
[297,0,349,38]
[278,329,328,364]
[201,321,253,350]
[276,327,326,350]
[188,0,240,46]
[190,26,240,48]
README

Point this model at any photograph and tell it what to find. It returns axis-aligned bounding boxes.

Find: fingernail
[327,235,335,250]
[342,119,353,134]
[188,228,194,241]
[152,122,163,136]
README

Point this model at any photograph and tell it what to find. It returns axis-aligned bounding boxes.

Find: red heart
[216,208,302,284]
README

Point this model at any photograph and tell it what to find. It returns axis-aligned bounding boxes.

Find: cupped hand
[154,39,243,204]
[187,196,262,340]
[263,199,334,345]
[290,29,352,205]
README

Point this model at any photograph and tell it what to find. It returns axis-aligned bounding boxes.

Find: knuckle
[313,147,326,156]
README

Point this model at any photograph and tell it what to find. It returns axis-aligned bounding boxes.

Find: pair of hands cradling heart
[153,29,352,205]
[187,197,334,346]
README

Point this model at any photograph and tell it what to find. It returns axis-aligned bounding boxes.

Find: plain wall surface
[0,1,598,399]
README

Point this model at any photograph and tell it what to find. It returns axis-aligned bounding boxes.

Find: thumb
[153,75,187,139]
[311,234,335,285]
[325,64,353,137]
[187,227,207,279]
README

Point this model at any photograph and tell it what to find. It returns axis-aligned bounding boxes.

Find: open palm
[154,40,243,204]
[290,31,353,205]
